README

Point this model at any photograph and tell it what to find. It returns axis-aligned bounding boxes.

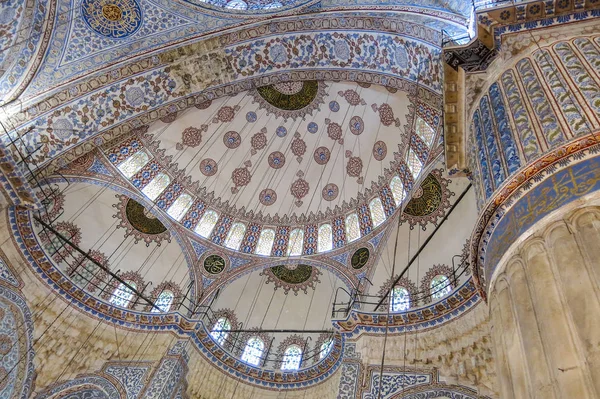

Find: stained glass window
[390,176,406,207]
[416,117,435,145]
[151,290,174,313]
[407,149,423,179]
[195,210,219,238]
[369,198,386,227]
[287,229,304,256]
[390,287,410,312]
[210,317,231,346]
[110,281,136,308]
[167,193,193,221]
[142,173,171,201]
[241,337,264,366]
[225,222,246,250]
[281,345,302,371]
[345,213,361,243]
[320,339,334,360]
[430,275,452,300]
[118,150,150,179]
[318,224,333,253]
[255,229,275,256]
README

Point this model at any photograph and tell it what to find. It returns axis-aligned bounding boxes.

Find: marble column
[488,205,600,398]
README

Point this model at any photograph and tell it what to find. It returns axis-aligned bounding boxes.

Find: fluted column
[489,205,600,398]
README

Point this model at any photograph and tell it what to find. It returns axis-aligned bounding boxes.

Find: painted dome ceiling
[105,80,440,253]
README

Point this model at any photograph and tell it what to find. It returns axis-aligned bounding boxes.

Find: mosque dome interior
[0,0,599,397]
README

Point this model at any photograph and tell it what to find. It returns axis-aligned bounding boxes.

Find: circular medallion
[246,111,257,123]
[276,126,288,138]
[329,101,340,112]
[307,122,318,133]
[322,183,339,201]
[268,151,286,169]
[270,264,312,284]
[313,147,330,165]
[400,170,454,230]
[351,248,370,270]
[81,0,142,39]
[349,116,364,135]
[259,189,277,206]
[204,254,226,275]
[223,131,241,149]
[373,141,387,161]
[256,80,319,111]
[199,159,218,176]
[125,199,167,235]
[403,174,443,217]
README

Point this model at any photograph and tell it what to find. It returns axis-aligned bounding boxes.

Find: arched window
[406,150,423,179]
[110,281,137,308]
[415,117,435,145]
[118,150,150,179]
[281,345,302,371]
[430,275,452,300]
[142,172,171,201]
[241,337,264,366]
[195,210,219,238]
[390,287,410,312]
[390,176,406,206]
[287,229,304,256]
[167,193,193,221]
[319,339,334,360]
[345,213,361,243]
[255,229,275,256]
[210,317,231,346]
[151,290,174,313]
[318,224,333,253]
[225,222,246,250]
[369,197,386,227]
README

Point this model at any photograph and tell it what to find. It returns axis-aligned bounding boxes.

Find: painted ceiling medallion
[113,195,171,246]
[322,183,339,201]
[81,0,142,39]
[203,254,227,275]
[199,159,218,176]
[252,81,327,120]
[373,141,387,161]
[325,119,343,144]
[350,247,370,270]
[261,264,322,295]
[259,188,277,206]
[290,171,309,207]
[401,169,454,230]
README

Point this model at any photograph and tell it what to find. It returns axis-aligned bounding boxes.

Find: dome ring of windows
[108,136,418,257]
